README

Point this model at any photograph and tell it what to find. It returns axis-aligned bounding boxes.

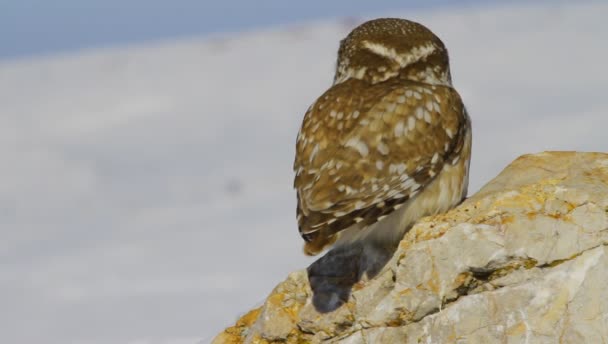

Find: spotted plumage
[294,18,472,255]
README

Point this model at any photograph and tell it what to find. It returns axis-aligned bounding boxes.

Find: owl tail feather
[303,232,337,256]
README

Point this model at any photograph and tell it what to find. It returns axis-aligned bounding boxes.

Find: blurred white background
[1,1,607,343]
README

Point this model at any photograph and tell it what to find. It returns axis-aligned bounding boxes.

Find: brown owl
[294,18,472,255]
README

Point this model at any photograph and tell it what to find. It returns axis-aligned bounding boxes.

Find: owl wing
[294,78,468,248]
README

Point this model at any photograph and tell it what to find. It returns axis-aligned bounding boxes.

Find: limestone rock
[213,152,608,343]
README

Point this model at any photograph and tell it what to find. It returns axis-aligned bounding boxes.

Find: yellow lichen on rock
[213,307,262,344]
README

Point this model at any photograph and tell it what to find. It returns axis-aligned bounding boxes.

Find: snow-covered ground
[1,2,606,343]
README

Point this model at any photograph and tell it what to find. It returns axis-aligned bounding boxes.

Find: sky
[0,0,531,60]
[1,1,607,344]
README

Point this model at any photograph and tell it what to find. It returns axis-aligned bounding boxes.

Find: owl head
[334,18,452,86]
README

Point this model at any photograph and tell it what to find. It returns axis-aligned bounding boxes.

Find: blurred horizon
[1,0,541,61]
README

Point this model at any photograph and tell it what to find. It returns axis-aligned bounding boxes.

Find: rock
[212,152,608,343]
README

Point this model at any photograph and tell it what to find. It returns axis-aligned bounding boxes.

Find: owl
[294,18,472,256]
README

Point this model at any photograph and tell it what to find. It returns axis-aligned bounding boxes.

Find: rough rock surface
[213,152,608,343]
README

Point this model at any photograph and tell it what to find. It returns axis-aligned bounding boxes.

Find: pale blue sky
[0,0,528,60]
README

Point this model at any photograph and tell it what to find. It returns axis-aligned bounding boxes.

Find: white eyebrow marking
[362,41,437,67]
